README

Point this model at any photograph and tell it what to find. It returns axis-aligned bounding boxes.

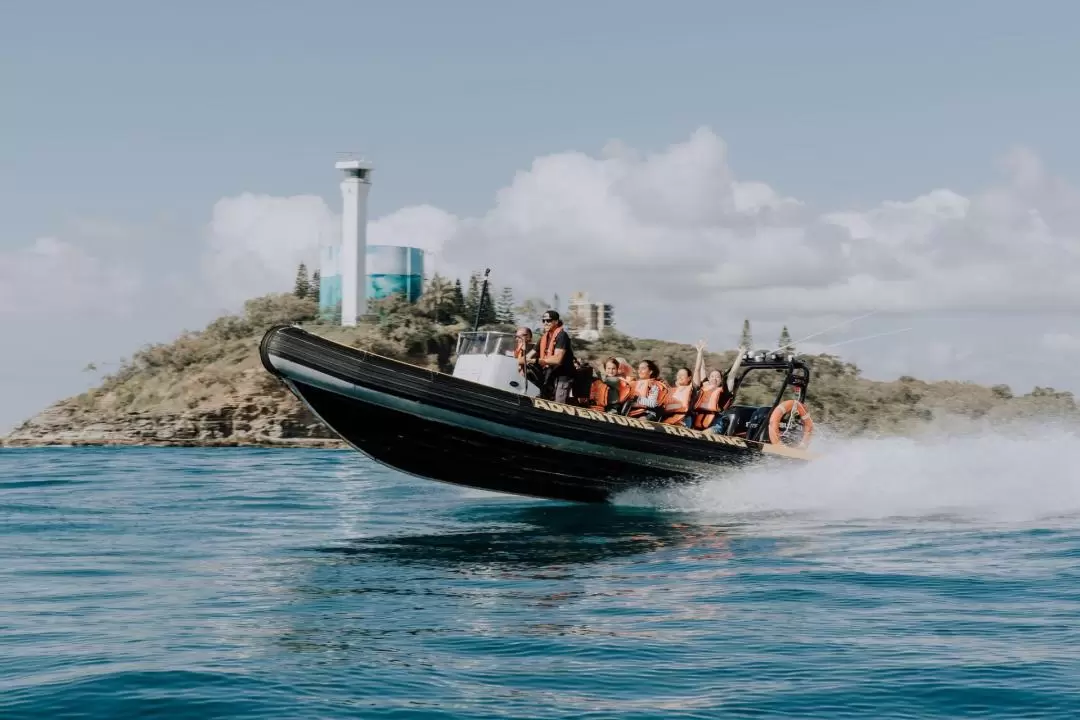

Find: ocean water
[3,429,1080,719]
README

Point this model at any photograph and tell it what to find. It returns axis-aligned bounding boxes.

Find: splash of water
[615,422,1080,524]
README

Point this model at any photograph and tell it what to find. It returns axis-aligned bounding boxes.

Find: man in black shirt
[536,310,576,403]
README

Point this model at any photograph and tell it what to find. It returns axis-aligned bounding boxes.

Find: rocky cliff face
[1,393,345,448]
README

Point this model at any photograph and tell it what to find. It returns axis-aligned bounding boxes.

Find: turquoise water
[3,438,1080,718]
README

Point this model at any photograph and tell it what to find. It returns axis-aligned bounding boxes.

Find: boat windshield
[456,331,518,357]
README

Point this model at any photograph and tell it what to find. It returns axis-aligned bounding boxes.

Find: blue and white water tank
[318,244,425,319]
[366,245,425,304]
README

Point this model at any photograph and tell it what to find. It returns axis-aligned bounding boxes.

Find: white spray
[615,422,1080,525]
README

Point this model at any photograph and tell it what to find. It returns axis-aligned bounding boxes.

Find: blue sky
[3,0,1080,431]
[7,0,1078,236]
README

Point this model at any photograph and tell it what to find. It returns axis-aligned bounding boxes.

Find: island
[4,286,1077,448]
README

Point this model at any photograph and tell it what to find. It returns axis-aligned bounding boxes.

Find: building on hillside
[317,155,426,324]
[566,291,615,341]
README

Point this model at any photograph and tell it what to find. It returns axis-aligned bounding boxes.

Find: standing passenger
[536,310,576,403]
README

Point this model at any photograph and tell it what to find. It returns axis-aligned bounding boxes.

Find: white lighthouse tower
[336,156,374,326]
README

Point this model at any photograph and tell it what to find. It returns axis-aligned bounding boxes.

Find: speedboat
[259,325,816,503]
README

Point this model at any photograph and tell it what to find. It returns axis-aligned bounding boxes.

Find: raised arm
[692,340,706,387]
[726,346,746,393]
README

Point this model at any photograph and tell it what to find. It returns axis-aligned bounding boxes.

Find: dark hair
[677,366,691,377]
[603,356,619,368]
[639,359,660,378]
[542,310,560,322]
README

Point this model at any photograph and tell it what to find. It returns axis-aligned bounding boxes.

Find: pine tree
[418,274,452,323]
[308,270,321,302]
[496,286,516,325]
[450,279,466,318]
[464,272,481,320]
[294,263,310,298]
[740,318,753,349]
[778,325,793,351]
[478,279,498,326]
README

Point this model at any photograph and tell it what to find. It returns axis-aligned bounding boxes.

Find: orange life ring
[768,400,814,448]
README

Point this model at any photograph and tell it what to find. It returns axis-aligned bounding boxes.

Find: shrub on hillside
[243,293,318,330]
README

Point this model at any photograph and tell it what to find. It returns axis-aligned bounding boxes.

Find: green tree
[464,272,481,320]
[477,278,498,327]
[450,279,466,319]
[294,263,310,298]
[418,274,454,323]
[308,270,321,302]
[740,318,753,349]
[496,286,516,325]
[778,325,793,351]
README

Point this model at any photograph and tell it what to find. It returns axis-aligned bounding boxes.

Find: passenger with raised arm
[690,339,740,433]
[627,359,669,422]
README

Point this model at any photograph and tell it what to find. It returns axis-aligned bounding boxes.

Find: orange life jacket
[589,377,632,411]
[538,325,564,361]
[587,379,609,410]
[627,378,669,418]
[691,383,731,430]
[660,384,694,425]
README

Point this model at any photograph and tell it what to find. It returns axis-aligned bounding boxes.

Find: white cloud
[200,193,338,308]
[424,129,1080,333]
[199,195,460,308]
[191,127,1080,359]
[0,236,141,316]
[368,204,458,253]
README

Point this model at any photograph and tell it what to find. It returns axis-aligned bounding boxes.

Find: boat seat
[720,405,770,439]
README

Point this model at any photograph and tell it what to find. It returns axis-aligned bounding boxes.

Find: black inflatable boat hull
[259,326,811,503]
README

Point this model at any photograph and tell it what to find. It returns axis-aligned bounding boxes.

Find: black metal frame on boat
[725,351,812,444]
[260,326,814,504]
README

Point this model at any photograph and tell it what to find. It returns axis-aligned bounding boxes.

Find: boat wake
[614,422,1080,525]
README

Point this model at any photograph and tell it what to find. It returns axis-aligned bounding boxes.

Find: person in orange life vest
[513,327,536,370]
[513,326,544,389]
[690,339,736,433]
[660,366,696,427]
[536,310,576,403]
[587,357,634,413]
[627,359,669,421]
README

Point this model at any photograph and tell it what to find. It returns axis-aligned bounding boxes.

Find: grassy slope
[9,293,1079,440]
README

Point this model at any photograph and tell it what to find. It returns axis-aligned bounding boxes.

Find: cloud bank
[7,126,1076,366]
[190,127,1080,344]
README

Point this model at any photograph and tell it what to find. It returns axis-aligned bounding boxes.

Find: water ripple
[1,446,1079,718]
